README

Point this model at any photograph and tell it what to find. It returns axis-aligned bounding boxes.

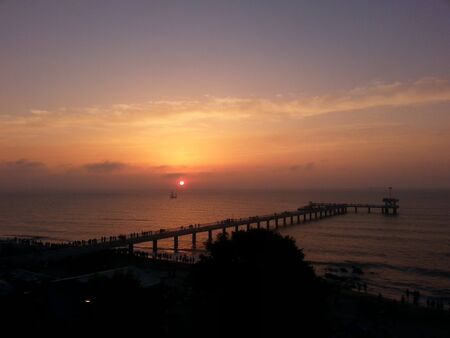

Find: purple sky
[1,0,449,111]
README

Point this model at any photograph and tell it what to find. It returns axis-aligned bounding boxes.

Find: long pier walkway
[2,198,398,265]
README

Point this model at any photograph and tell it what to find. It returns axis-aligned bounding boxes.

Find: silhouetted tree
[189,229,330,337]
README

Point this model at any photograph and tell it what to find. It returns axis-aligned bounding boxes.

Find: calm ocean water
[0,189,449,303]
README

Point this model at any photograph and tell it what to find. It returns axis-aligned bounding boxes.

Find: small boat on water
[170,191,177,199]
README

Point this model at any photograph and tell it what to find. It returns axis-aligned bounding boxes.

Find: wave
[309,260,450,279]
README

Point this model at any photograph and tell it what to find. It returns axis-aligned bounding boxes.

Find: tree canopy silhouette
[189,229,330,337]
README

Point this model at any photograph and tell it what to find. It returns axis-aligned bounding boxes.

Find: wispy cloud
[244,77,450,117]
[161,172,187,179]
[290,162,315,172]
[0,159,47,174]
[83,161,127,173]
[2,77,449,132]
[30,109,51,116]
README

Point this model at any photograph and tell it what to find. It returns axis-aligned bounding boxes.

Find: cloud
[2,77,448,133]
[107,77,450,120]
[290,162,315,172]
[0,156,448,191]
[248,77,450,117]
[0,159,47,174]
[161,172,185,178]
[30,109,51,116]
[83,161,127,173]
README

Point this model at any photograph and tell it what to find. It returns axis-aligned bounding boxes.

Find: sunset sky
[1,0,449,191]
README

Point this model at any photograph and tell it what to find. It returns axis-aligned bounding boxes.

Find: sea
[0,189,449,304]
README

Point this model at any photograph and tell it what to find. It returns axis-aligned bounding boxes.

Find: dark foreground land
[1,230,449,337]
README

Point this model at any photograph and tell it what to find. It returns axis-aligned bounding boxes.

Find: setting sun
[179,180,185,186]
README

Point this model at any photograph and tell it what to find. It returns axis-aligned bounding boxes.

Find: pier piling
[174,236,178,253]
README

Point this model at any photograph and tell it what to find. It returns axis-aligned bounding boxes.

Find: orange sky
[1,2,449,191]
[1,78,449,190]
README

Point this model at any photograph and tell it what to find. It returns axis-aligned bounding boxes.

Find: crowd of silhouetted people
[1,227,178,250]
[113,247,198,264]
[1,212,300,253]
[0,236,69,249]
[400,288,449,311]
[1,218,248,251]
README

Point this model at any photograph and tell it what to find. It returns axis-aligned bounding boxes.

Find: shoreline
[2,237,449,311]
[331,288,450,338]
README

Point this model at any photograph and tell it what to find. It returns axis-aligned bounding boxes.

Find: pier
[310,197,399,215]
[2,197,398,265]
